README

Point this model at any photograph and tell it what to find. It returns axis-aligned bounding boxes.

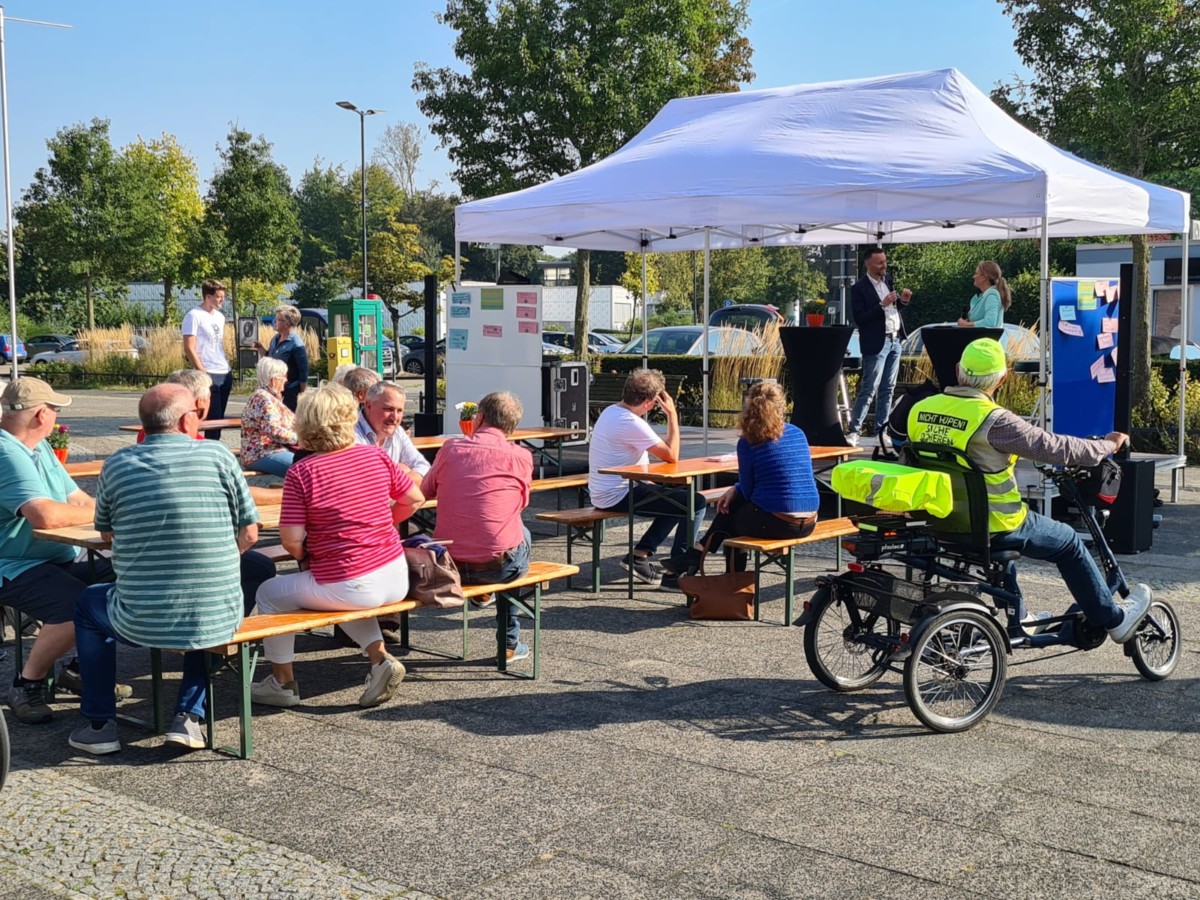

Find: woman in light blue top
[958,260,1011,329]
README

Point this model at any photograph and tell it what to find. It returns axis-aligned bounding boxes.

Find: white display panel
[444,285,545,431]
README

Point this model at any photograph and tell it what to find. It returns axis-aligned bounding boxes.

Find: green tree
[295,162,357,275]
[996,0,1200,409]
[655,251,701,320]
[16,119,147,328]
[205,128,300,328]
[708,247,770,310]
[619,252,661,337]
[415,0,753,361]
[120,134,204,324]
[762,247,827,316]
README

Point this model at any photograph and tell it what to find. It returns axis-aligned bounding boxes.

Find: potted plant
[803,299,827,327]
[48,423,70,463]
[455,401,479,437]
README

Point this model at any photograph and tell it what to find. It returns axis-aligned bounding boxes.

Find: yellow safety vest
[906,390,1027,533]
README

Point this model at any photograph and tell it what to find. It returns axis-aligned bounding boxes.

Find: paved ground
[1,389,1198,898]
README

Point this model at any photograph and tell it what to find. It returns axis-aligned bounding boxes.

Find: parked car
[708,304,784,332]
[542,330,622,353]
[1150,336,1200,360]
[401,338,447,375]
[25,333,74,358]
[541,341,571,356]
[616,326,762,356]
[393,334,425,352]
[31,340,139,366]
[0,334,27,364]
[902,322,1040,362]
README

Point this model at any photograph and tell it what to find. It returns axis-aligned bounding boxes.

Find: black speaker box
[1104,458,1155,554]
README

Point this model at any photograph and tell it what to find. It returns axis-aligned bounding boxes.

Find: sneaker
[469,593,496,609]
[9,681,52,724]
[359,655,406,708]
[1107,584,1153,644]
[55,663,133,702]
[620,553,663,587]
[505,643,530,663]
[250,674,301,708]
[164,712,205,750]
[68,718,121,755]
[1021,611,1053,635]
[844,431,860,447]
[660,572,681,591]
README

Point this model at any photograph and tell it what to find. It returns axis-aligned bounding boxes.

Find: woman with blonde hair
[241,357,299,477]
[688,382,820,575]
[251,383,424,709]
[254,304,309,411]
[959,260,1011,329]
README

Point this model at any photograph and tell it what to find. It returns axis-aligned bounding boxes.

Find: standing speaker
[1104,458,1155,553]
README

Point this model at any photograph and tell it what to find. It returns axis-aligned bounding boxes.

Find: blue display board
[1050,277,1120,438]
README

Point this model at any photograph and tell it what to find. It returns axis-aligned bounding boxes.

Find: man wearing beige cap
[0,378,121,723]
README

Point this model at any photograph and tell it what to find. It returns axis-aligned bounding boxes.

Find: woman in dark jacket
[254,304,309,411]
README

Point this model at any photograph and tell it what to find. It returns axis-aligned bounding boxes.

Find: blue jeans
[992,511,1123,630]
[457,528,531,650]
[73,551,275,724]
[75,583,208,723]
[849,336,902,434]
[246,450,294,477]
[602,482,707,570]
[205,371,233,441]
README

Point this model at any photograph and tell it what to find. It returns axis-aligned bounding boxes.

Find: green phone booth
[328,298,385,377]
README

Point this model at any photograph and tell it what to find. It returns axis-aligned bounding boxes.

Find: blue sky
[3,1,1028,202]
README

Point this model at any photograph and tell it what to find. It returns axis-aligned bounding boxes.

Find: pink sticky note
[516,291,537,305]
[516,305,537,320]
[483,325,503,337]
[518,320,539,335]
[1101,318,1118,333]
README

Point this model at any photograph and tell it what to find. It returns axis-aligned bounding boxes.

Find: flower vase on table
[802,299,827,328]
[805,313,826,328]
[455,401,479,437]
[48,424,70,464]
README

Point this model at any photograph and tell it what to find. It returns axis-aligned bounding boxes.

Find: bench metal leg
[496,585,539,680]
[397,607,467,662]
[592,521,605,594]
[752,552,762,622]
[784,547,796,625]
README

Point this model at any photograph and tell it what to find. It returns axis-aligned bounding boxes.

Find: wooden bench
[146,560,578,759]
[589,372,685,420]
[725,517,859,625]
[536,488,726,593]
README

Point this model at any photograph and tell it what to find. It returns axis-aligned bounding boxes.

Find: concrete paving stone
[1141,823,1200,882]
[527,803,736,880]
[952,838,1200,899]
[668,834,975,900]
[463,853,714,900]
[988,695,1182,751]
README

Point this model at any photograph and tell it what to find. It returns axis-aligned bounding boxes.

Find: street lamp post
[336,101,382,301]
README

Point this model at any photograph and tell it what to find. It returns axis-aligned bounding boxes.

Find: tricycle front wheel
[1130,598,1181,681]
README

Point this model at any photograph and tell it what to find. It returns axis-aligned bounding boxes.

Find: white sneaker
[251,674,301,708]
[164,712,205,750]
[1107,584,1153,644]
[359,655,406,707]
[844,431,860,447]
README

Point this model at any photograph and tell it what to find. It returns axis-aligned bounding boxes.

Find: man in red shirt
[421,392,533,662]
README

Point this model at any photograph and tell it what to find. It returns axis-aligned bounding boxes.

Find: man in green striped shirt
[69,384,264,756]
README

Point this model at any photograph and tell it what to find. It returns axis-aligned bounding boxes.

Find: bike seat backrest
[902,442,994,561]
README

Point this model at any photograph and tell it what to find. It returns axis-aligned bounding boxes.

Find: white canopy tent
[455,68,1191,464]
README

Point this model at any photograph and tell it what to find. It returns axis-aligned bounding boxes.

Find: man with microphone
[846,247,913,447]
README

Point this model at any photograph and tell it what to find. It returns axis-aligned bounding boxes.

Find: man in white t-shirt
[588,369,704,588]
[181,278,232,440]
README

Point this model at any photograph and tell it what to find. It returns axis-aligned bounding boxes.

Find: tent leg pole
[1178,218,1190,499]
[454,241,460,282]
[702,228,711,455]
[641,245,649,371]
[1039,219,1050,432]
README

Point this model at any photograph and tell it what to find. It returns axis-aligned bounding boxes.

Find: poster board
[444,286,546,430]
[1049,277,1120,438]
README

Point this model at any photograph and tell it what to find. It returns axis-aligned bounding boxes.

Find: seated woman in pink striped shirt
[250,383,424,710]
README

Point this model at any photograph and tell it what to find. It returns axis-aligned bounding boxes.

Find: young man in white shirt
[588,369,705,588]
[181,279,232,441]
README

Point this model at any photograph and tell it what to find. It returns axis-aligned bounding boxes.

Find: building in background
[1076,240,1198,342]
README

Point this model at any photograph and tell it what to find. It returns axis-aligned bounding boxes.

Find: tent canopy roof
[455,68,1188,252]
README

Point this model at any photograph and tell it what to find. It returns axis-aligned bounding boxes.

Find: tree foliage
[414,0,754,358]
[995,0,1200,408]
[205,128,300,321]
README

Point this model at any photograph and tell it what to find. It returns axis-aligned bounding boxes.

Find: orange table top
[410,426,584,451]
[118,417,241,433]
[599,445,858,484]
[32,503,281,551]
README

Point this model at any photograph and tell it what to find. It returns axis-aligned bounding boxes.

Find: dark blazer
[268,333,309,412]
[851,275,908,356]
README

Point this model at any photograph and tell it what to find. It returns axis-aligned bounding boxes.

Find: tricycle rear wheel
[804,583,899,692]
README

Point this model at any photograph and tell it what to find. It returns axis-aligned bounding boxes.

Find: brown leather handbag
[678,549,755,621]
